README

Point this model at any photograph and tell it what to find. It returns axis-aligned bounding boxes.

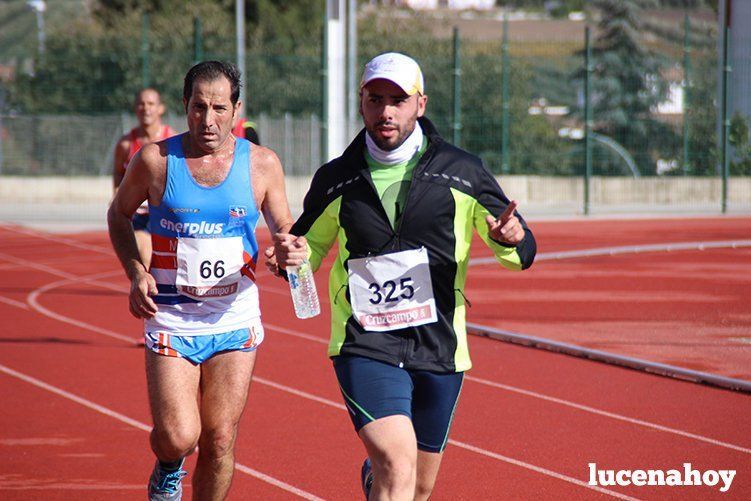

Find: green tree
[729,113,751,175]
[685,49,718,175]
[584,0,676,174]
[6,0,324,115]
[358,17,568,174]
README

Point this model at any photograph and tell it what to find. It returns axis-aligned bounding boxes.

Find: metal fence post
[452,26,462,147]
[501,13,510,175]
[0,88,4,175]
[141,12,150,88]
[347,0,357,136]
[584,26,593,215]
[720,21,731,213]
[682,12,690,175]
[320,11,328,165]
[236,0,246,108]
[284,112,293,171]
[194,17,203,64]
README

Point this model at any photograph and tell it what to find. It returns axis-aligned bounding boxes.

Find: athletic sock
[159,459,183,472]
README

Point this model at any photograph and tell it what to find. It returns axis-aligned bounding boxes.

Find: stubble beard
[367,121,416,151]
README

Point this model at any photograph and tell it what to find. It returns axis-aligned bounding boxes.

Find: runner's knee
[415,477,437,501]
[151,424,199,458]
[373,452,416,488]
[198,424,238,460]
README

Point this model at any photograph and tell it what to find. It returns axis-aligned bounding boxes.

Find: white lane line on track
[2,262,324,498]
[11,243,751,456]
[0,363,150,431]
[450,439,642,500]
[0,364,323,500]
[2,224,114,255]
[0,294,30,310]
[465,375,751,455]
[1,224,275,279]
[9,237,750,493]
[262,324,751,455]
[252,377,640,500]
[0,252,125,294]
[0,251,80,280]
[26,270,137,345]
[15,267,640,497]
[470,239,751,266]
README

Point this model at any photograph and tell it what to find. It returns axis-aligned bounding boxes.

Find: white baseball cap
[360,52,424,96]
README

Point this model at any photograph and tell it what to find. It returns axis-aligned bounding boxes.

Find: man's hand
[129,268,159,319]
[264,246,282,277]
[485,200,525,246]
[272,233,309,269]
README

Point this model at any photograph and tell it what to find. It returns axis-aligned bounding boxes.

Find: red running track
[466,216,751,380]
[0,219,749,500]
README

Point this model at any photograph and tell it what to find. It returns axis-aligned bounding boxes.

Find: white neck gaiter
[365,124,423,165]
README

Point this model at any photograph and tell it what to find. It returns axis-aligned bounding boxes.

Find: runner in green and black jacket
[271,52,536,500]
[290,114,535,373]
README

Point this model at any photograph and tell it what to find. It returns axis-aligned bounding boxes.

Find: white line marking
[12,269,646,497]
[0,252,126,293]
[450,439,640,500]
[8,234,750,496]
[261,325,751,454]
[0,294,30,310]
[0,364,324,500]
[263,323,331,344]
[231,464,323,500]
[2,225,114,255]
[0,363,151,432]
[252,377,638,499]
[470,240,751,266]
[464,375,751,454]
[26,271,137,345]
[0,251,79,280]
[255,377,346,410]
[11,245,751,457]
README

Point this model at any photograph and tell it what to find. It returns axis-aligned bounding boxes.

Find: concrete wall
[0,176,113,203]
[1,176,750,223]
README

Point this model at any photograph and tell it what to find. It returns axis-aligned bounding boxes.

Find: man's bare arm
[253,146,295,235]
[251,146,297,276]
[112,137,130,191]
[107,143,161,318]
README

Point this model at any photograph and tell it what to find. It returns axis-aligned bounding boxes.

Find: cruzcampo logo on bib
[347,247,438,332]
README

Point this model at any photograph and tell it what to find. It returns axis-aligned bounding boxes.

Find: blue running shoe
[361,457,373,500]
[148,458,187,500]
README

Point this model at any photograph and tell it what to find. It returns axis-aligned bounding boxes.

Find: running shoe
[361,457,374,500]
[148,458,187,500]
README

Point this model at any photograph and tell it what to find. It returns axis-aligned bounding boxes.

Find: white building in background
[385,0,496,9]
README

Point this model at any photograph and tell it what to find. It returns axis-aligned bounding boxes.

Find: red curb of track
[467,322,751,394]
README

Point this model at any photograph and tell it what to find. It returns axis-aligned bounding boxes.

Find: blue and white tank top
[145,134,261,336]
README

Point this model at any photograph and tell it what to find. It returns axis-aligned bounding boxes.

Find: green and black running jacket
[291,117,536,373]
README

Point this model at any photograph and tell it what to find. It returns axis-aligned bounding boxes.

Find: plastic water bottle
[287,259,320,319]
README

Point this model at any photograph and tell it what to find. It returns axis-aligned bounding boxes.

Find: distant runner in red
[113,88,176,269]
[232,101,260,145]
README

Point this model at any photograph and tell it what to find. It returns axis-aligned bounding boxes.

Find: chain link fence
[1,3,749,216]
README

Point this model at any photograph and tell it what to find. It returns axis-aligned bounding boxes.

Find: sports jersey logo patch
[229,206,247,218]
[228,205,247,228]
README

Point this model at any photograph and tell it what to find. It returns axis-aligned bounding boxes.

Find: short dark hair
[183,61,242,110]
[134,87,161,105]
